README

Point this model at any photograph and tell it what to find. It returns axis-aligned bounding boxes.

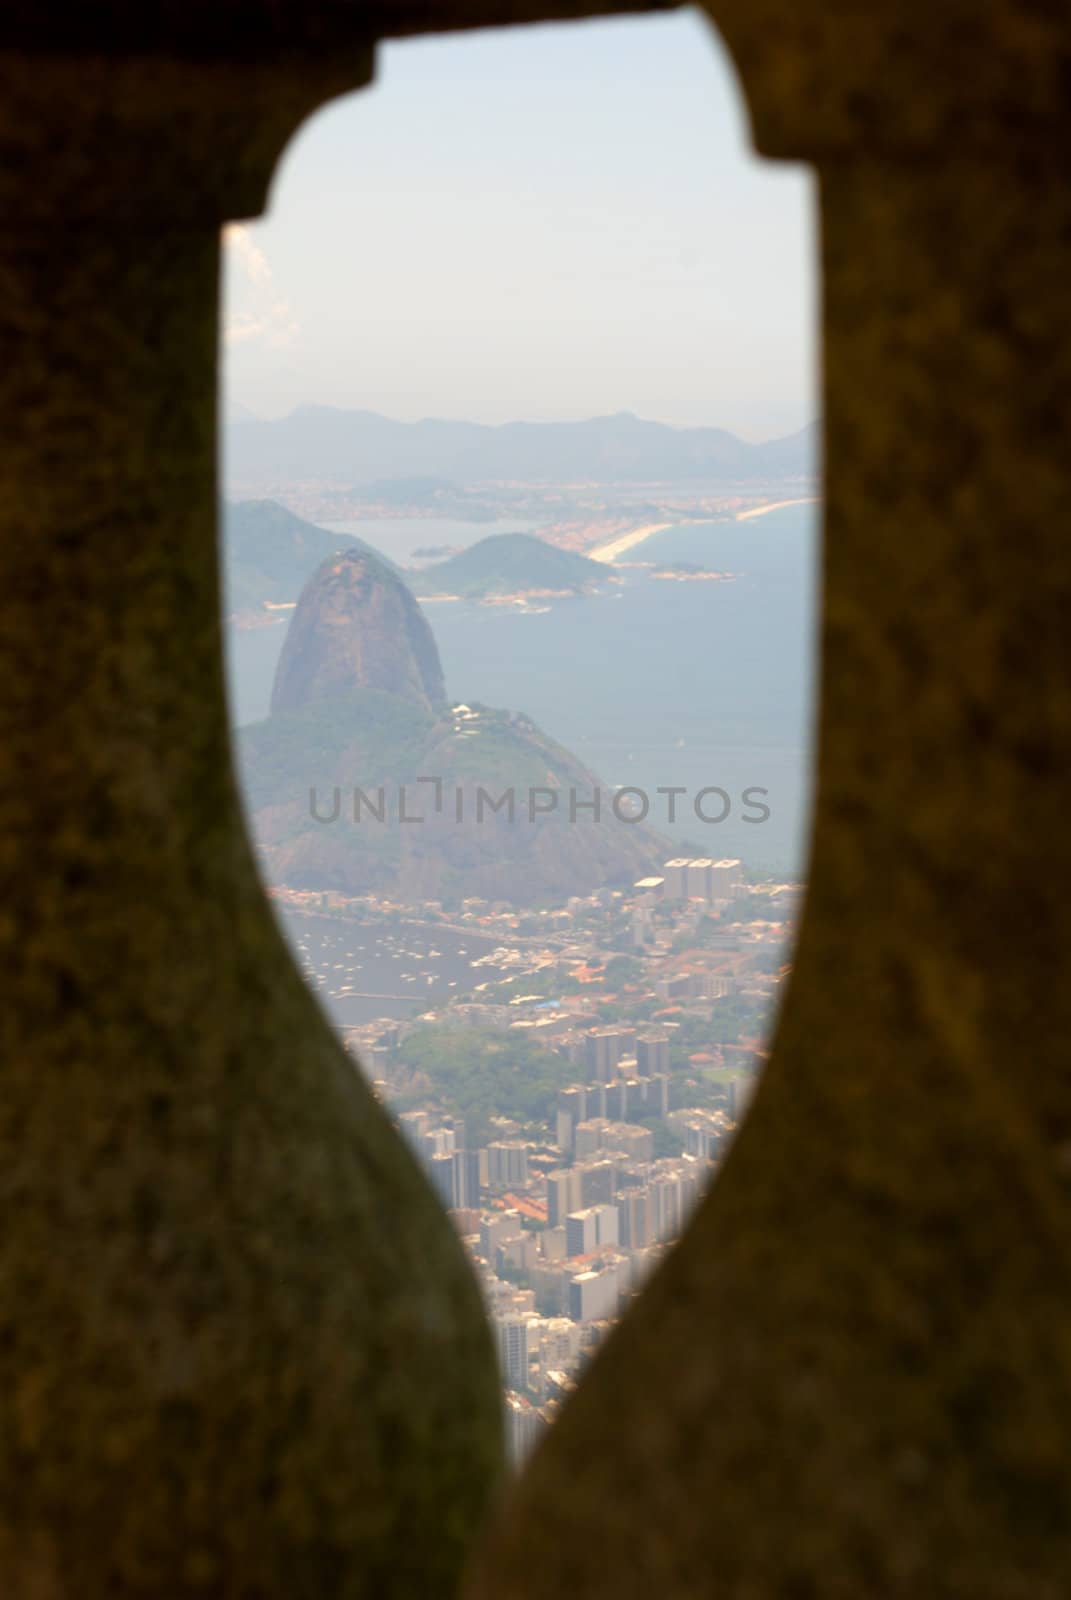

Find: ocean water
[319,514,538,565]
[432,508,818,871]
[226,504,819,875]
[282,910,500,1026]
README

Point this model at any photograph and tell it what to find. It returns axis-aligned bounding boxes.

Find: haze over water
[227,501,817,876]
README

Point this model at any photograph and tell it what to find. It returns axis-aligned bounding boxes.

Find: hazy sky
[222,8,816,441]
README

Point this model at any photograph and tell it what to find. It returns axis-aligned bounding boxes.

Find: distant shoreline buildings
[648,856,745,906]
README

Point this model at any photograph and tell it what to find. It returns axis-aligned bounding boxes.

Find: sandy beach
[586,496,819,563]
[588,521,675,563]
[735,495,820,522]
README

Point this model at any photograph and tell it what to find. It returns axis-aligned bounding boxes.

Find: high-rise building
[556,1085,588,1152]
[428,1152,455,1211]
[397,1109,429,1148]
[583,1026,624,1082]
[504,1395,545,1464]
[530,1262,568,1316]
[605,1124,654,1162]
[567,1262,623,1323]
[486,1140,530,1189]
[617,1188,654,1249]
[662,858,691,900]
[635,1031,670,1076]
[661,856,743,905]
[495,1315,532,1391]
[564,1202,618,1254]
[709,858,744,904]
[480,1210,524,1261]
[582,1082,607,1120]
[448,1115,468,1152]
[688,858,715,900]
[595,1202,620,1249]
[451,1148,482,1210]
[451,1207,481,1238]
[578,1158,616,1208]
[676,1109,731,1160]
[602,1080,626,1123]
[728,1075,757,1125]
[564,1203,617,1258]
[648,1173,683,1242]
[697,973,736,999]
[498,1232,539,1276]
[573,1119,606,1160]
[573,1118,654,1164]
[539,1318,580,1372]
[649,1162,706,1241]
[423,1126,455,1160]
[546,1168,582,1227]
[540,1224,567,1263]
[565,1208,598,1257]
[606,1071,670,1120]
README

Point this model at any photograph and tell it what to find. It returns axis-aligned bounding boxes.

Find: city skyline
[278,849,789,1460]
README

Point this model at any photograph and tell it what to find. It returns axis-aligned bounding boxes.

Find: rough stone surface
[245,550,662,902]
[5,3,1071,1600]
[0,58,502,1600]
[272,549,448,716]
[466,49,1071,1600]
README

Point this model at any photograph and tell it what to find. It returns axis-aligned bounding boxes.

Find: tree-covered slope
[237,536,664,905]
[395,1026,578,1146]
[409,533,612,598]
[238,695,663,905]
[223,500,389,615]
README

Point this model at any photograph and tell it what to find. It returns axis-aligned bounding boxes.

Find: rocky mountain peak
[270,548,447,717]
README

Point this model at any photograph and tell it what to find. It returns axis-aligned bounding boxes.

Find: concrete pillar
[0,46,502,1598]
[466,7,1071,1595]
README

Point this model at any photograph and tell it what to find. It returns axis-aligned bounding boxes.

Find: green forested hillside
[394,1025,576,1145]
[223,500,388,613]
[409,533,611,598]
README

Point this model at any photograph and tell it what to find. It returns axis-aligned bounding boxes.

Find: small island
[649,562,736,584]
[407,532,618,605]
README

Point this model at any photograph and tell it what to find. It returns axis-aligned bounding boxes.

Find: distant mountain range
[224,407,818,488]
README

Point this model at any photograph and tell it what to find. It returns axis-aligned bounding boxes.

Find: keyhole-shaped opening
[221,5,819,1464]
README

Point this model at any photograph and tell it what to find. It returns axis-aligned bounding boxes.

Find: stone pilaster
[466,7,1071,1596]
[0,46,503,1599]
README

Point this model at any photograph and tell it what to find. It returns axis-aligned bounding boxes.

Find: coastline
[735,495,820,522]
[589,496,821,564]
[589,521,675,563]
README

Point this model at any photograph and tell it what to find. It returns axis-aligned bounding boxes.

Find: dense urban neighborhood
[271,856,800,1461]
